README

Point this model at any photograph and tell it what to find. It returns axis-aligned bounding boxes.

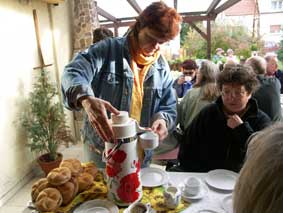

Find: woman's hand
[151,119,168,141]
[80,96,119,142]
[177,76,186,85]
[227,114,243,129]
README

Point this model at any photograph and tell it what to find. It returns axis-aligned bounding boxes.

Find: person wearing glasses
[173,59,198,98]
[176,64,270,172]
[61,2,181,168]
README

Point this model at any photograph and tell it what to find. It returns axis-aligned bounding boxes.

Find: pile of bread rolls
[31,159,98,212]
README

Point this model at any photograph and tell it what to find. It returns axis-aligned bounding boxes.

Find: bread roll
[31,178,50,202]
[35,188,62,212]
[47,167,71,186]
[60,159,82,176]
[56,177,78,205]
[77,172,94,192]
[83,162,98,178]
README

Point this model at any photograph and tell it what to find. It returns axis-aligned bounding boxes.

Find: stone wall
[72,0,100,138]
[73,0,99,52]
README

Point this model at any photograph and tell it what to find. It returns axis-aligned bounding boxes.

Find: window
[270,25,281,33]
[271,0,283,10]
[271,1,277,9]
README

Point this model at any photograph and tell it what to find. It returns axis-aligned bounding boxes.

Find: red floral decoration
[117,172,140,203]
[106,149,126,177]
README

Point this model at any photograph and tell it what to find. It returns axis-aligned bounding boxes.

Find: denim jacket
[61,36,177,166]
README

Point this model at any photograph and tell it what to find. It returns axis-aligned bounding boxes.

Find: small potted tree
[20,68,75,175]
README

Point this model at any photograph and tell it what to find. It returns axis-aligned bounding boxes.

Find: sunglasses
[183,71,194,75]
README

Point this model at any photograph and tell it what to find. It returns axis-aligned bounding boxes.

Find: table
[24,171,235,213]
[167,172,233,213]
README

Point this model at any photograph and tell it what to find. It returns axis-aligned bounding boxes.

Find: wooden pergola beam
[207,0,221,14]
[126,0,142,14]
[174,0,177,10]
[182,15,216,22]
[214,0,242,14]
[100,20,136,28]
[97,6,118,23]
[187,21,208,40]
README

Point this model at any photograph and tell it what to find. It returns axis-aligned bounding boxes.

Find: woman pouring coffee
[61,2,182,168]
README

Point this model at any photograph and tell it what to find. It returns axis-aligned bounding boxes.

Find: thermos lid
[111,111,129,124]
[111,111,136,139]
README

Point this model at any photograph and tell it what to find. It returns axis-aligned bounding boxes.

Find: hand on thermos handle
[80,96,119,142]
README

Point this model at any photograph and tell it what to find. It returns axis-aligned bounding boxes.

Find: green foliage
[180,22,264,60]
[277,39,283,62]
[180,23,191,46]
[20,69,74,161]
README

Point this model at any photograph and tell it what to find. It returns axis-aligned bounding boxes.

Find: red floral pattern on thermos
[105,141,142,206]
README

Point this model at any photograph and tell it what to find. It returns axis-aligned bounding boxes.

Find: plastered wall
[0,0,74,204]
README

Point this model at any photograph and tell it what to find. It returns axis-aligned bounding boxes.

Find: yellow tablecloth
[45,171,189,213]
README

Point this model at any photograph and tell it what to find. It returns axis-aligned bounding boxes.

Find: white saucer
[179,181,208,201]
[73,199,119,213]
[140,167,169,187]
[205,169,238,191]
[221,194,233,213]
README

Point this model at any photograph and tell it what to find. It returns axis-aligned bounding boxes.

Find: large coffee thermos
[104,111,158,206]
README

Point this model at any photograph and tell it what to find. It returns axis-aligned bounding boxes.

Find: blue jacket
[61,36,177,166]
[173,76,195,98]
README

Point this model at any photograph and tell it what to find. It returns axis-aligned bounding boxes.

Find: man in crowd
[265,52,283,93]
[173,59,197,98]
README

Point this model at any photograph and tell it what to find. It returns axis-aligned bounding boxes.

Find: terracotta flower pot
[37,152,63,176]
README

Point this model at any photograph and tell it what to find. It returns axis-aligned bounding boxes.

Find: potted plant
[20,68,74,175]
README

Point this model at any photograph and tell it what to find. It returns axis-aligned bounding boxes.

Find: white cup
[125,202,152,213]
[185,76,192,82]
[183,177,201,196]
[139,131,159,150]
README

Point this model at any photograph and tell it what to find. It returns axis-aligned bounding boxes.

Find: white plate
[140,167,169,187]
[179,182,209,201]
[221,195,233,213]
[205,169,238,191]
[73,199,119,213]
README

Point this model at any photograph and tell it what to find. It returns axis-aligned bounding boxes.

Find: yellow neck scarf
[129,35,160,123]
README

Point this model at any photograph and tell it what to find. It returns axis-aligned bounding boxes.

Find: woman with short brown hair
[61,2,182,168]
[176,64,270,172]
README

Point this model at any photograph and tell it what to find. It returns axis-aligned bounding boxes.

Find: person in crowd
[239,55,246,65]
[246,56,282,122]
[92,27,114,43]
[233,123,283,213]
[169,62,182,80]
[212,48,225,65]
[173,59,198,98]
[177,60,220,131]
[226,48,239,64]
[265,52,283,93]
[176,64,270,172]
[61,2,182,168]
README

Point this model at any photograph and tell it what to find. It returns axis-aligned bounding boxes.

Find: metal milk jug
[104,111,157,206]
